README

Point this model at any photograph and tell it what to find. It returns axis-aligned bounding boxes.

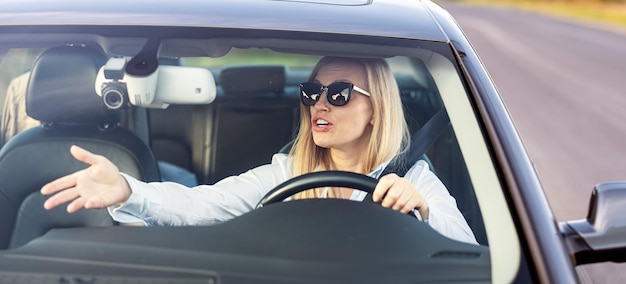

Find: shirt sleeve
[404,160,478,245]
[109,154,292,226]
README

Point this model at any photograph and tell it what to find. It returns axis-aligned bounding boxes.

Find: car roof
[0,0,450,42]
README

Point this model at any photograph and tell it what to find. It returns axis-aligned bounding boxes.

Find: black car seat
[206,65,299,184]
[148,65,300,185]
[0,45,161,249]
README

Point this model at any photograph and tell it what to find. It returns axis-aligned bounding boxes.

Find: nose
[312,89,330,110]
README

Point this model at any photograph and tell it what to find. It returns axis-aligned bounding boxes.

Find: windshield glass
[182,48,321,69]
[0,29,520,283]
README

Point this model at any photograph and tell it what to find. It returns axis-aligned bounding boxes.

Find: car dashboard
[0,199,490,283]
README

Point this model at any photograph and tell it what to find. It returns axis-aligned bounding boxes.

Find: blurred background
[437,0,626,282]
[451,0,626,26]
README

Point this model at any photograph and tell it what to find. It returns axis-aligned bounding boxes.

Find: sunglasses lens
[327,82,352,106]
[300,82,322,106]
[299,82,354,106]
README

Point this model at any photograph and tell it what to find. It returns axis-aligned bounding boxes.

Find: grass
[452,0,626,28]
[182,48,320,68]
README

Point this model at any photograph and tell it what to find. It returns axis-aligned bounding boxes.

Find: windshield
[0,28,520,283]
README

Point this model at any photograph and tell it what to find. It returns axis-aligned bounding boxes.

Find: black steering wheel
[256,171,417,218]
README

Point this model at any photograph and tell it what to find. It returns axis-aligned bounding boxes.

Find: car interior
[150,55,486,245]
[0,42,489,244]
[12,0,626,282]
[0,34,500,282]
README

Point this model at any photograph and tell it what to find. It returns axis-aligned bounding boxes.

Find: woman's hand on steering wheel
[373,173,429,220]
[257,171,426,220]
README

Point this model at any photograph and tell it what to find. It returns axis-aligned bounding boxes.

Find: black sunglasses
[299,81,370,106]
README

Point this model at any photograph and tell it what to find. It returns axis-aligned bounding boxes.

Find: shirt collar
[369,157,393,179]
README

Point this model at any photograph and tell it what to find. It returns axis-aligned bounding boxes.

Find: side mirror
[560,182,626,265]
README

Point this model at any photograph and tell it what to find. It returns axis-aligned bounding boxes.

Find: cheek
[352,112,374,132]
[365,106,375,126]
[338,99,374,131]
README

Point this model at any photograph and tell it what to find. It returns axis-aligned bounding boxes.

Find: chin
[312,137,332,149]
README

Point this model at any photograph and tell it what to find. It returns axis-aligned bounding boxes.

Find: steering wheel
[256,171,417,218]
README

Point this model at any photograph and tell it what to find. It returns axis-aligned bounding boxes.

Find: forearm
[109,161,288,226]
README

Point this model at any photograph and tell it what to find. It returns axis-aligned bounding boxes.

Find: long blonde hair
[290,57,409,199]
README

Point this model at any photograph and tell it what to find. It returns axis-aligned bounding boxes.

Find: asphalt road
[439,2,626,283]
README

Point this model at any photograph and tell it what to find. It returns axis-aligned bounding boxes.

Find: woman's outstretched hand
[41,145,132,213]
[372,173,429,220]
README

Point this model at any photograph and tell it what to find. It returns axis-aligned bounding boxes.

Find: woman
[41,57,477,244]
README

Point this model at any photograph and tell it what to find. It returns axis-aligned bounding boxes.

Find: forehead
[315,61,367,85]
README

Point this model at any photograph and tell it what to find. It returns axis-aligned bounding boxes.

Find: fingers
[41,146,117,212]
[373,173,426,215]
[41,172,78,195]
[372,173,398,202]
[70,195,110,212]
[45,190,106,213]
[40,146,91,210]
[41,145,99,196]
[70,145,103,166]
[66,196,87,213]
[392,190,415,213]
[43,186,79,210]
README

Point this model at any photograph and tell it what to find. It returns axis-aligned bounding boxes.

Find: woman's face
[309,61,374,155]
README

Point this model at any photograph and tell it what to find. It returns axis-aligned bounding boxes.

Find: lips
[312,116,332,131]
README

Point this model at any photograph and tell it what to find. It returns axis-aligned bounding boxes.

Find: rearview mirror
[95,58,216,109]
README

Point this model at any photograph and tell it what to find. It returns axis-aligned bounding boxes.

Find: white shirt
[110,153,478,244]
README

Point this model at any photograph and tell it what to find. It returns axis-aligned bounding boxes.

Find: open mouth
[316,119,329,127]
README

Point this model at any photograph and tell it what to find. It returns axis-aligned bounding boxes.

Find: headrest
[26,45,119,124]
[220,65,285,96]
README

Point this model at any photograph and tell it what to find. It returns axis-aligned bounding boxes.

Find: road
[439,2,626,283]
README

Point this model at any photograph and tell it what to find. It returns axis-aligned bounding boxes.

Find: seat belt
[380,108,450,177]
[365,108,450,206]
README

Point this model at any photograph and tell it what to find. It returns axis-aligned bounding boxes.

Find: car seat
[207,65,299,184]
[0,45,161,249]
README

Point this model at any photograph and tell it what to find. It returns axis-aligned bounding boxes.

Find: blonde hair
[290,57,409,199]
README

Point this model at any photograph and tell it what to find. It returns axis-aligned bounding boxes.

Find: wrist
[117,173,133,204]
